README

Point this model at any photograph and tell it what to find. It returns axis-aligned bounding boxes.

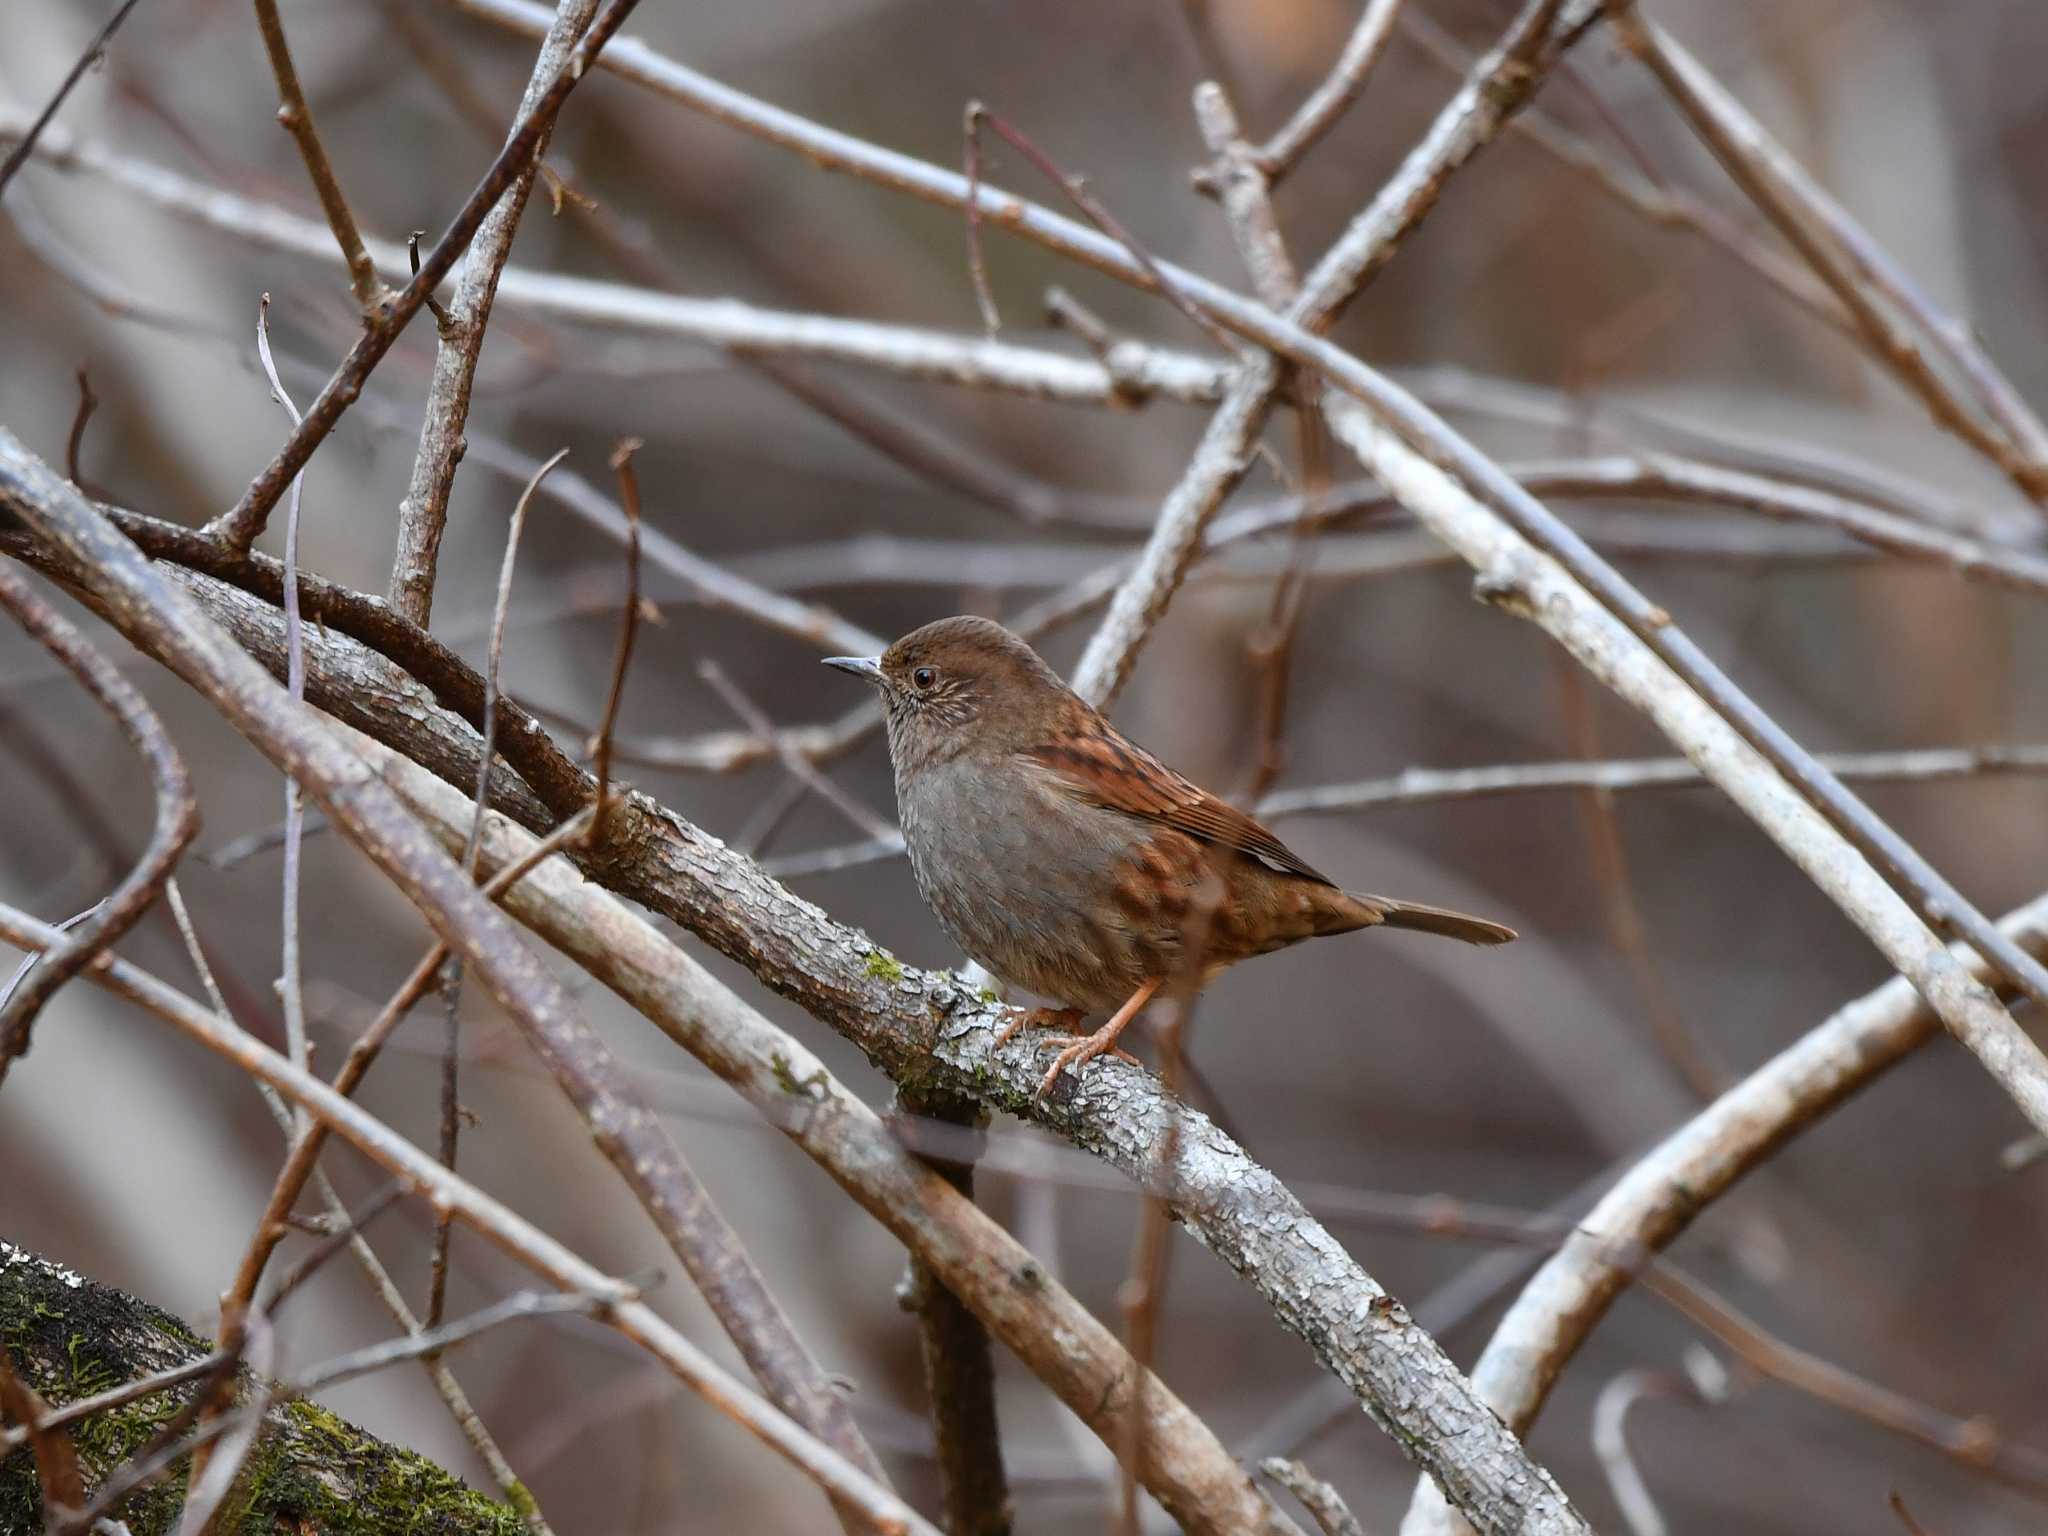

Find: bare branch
[1609,6,2048,506]
[891,1085,1014,1536]
[206,0,644,554]
[1068,359,1278,708]
[1397,890,2048,1534]
[1321,392,2048,1136]
[0,115,1231,409]
[250,0,384,310]
[0,0,146,199]
[584,438,646,845]
[1292,0,1594,331]
[390,0,599,626]
[1251,0,1405,182]
[1393,6,1851,336]
[1643,1266,2048,1494]
[1259,743,2048,816]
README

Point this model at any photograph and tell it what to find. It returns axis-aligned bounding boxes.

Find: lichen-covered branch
[358,735,1296,1536]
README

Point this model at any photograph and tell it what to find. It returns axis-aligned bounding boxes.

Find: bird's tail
[1340,892,1517,946]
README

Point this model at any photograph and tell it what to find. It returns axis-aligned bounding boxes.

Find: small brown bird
[825,616,1515,1095]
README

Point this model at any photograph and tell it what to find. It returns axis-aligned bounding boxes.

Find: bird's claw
[991,1005,1082,1049]
[1031,1031,1142,1098]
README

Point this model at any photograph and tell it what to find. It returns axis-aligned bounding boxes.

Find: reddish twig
[961,102,1002,336]
[250,0,384,309]
[586,437,645,845]
[968,102,1241,357]
[1252,0,1405,181]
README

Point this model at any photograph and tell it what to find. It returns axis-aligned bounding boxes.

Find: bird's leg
[991,1004,1083,1048]
[1035,977,1164,1097]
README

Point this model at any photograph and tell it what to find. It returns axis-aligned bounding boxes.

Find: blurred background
[4,0,2047,1531]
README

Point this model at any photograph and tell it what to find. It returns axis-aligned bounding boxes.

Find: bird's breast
[896,755,1151,1009]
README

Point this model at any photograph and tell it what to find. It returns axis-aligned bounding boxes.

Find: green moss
[1,1245,521,1534]
[863,947,905,983]
[769,1051,828,1100]
[217,1399,522,1536]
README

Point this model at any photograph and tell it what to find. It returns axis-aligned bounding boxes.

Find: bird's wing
[1024,726,1333,884]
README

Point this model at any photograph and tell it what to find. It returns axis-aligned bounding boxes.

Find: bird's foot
[1029,976,1164,1097]
[1032,1024,1144,1097]
[991,1005,1083,1048]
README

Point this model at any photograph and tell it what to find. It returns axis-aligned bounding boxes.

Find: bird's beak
[822,655,886,687]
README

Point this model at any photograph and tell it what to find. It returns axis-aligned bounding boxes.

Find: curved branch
[0,562,196,1082]
[1397,888,2048,1535]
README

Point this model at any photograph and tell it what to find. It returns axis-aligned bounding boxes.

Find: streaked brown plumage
[825,616,1514,1094]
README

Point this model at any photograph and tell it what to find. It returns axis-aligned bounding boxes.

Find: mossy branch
[0,1240,522,1536]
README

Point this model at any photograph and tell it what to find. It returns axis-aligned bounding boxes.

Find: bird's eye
[912,666,937,690]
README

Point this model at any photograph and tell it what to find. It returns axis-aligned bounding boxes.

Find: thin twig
[1889,1490,1936,1536]
[390,0,599,626]
[1259,744,2048,816]
[65,366,109,500]
[961,103,1002,337]
[1,120,1232,410]
[586,437,644,845]
[0,0,147,199]
[1643,1266,2048,1496]
[1589,1359,1728,1536]
[0,1344,88,1530]
[1067,361,1277,708]
[1393,5,1850,336]
[425,446,568,1346]
[1259,1458,1366,1536]
[699,660,896,842]
[1553,659,1722,1099]
[1292,0,1587,330]
[249,0,383,309]
[968,102,1243,358]
[1252,0,1405,181]
[252,293,311,1110]
[1608,6,2048,506]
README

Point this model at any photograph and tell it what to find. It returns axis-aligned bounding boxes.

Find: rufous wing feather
[1024,720,1333,883]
